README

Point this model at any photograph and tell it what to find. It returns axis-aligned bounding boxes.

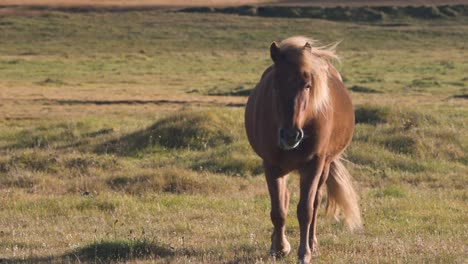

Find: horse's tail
[326,158,362,231]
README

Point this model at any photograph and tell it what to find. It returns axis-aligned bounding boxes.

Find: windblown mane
[278,36,340,115]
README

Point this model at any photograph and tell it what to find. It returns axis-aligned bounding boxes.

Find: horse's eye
[305,84,311,90]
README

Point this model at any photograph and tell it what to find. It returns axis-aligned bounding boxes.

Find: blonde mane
[279,36,340,115]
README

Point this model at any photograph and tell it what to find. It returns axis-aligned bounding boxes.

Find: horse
[244,36,362,263]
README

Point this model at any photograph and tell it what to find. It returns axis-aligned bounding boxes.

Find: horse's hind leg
[309,162,331,255]
[264,163,291,257]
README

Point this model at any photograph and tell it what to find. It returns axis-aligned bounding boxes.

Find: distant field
[2,0,468,6]
[0,0,272,7]
[0,4,467,264]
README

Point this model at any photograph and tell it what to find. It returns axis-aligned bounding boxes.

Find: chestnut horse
[245,36,362,263]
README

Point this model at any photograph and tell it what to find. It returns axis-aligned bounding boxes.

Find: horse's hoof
[298,248,312,264]
[312,245,320,256]
[311,237,320,256]
[269,240,291,258]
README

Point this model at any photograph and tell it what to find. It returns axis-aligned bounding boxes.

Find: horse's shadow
[0,240,175,263]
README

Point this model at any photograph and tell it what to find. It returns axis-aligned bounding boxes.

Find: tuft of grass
[206,84,253,96]
[12,121,100,150]
[410,77,441,88]
[106,167,232,195]
[75,198,118,212]
[98,108,244,155]
[374,185,406,198]
[382,134,421,155]
[151,109,241,150]
[350,85,382,94]
[64,154,119,174]
[191,142,263,176]
[70,239,174,262]
[0,151,120,175]
[355,105,437,128]
[6,151,60,173]
[350,105,465,181]
[355,105,391,125]
[0,170,37,188]
[35,77,67,86]
[452,93,468,99]
[347,141,428,173]
[97,108,262,177]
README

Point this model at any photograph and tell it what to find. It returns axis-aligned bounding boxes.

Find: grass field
[0,4,467,263]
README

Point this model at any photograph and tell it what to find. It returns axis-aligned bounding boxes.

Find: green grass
[0,6,467,263]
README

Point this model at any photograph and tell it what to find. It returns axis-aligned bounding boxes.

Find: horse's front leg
[309,162,331,255]
[297,157,326,264]
[264,163,291,257]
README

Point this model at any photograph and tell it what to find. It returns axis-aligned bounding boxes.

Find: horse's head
[270,37,328,150]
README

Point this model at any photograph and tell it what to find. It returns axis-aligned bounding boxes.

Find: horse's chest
[274,140,319,169]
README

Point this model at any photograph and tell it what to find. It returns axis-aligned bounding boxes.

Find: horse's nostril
[280,128,304,143]
[295,129,304,141]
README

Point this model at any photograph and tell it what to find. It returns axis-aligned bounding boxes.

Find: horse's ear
[270,41,281,63]
[304,42,312,51]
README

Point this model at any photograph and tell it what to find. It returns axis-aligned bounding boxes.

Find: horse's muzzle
[279,128,304,150]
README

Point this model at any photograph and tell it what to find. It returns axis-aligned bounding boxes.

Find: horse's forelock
[278,36,339,115]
